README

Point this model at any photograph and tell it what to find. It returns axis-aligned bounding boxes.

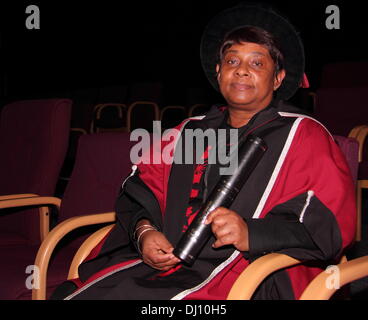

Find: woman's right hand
[139,230,181,270]
[137,222,180,271]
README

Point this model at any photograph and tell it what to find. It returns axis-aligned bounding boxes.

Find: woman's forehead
[223,42,271,56]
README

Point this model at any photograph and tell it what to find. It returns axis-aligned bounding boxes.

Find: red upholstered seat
[0,132,135,299]
[0,99,72,245]
[0,99,72,299]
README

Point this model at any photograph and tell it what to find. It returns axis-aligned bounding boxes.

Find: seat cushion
[0,232,29,246]
[0,244,77,300]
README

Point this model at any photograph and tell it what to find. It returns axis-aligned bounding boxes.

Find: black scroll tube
[173,133,267,266]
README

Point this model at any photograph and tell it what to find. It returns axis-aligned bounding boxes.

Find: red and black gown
[50,101,356,300]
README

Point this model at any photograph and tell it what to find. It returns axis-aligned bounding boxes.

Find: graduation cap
[200,2,306,100]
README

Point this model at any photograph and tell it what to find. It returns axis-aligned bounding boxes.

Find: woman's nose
[235,64,250,77]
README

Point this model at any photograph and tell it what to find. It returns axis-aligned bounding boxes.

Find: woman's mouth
[231,83,254,91]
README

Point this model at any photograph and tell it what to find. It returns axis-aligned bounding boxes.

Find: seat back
[333,135,359,183]
[320,61,368,88]
[91,103,128,133]
[59,132,135,224]
[313,87,368,137]
[0,99,72,244]
[127,101,159,132]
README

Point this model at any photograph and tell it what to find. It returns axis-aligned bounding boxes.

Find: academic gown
[51,101,356,300]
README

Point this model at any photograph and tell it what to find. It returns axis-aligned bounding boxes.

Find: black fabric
[246,192,342,263]
[246,213,316,260]
[68,261,221,300]
[49,281,78,300]
[252,268,295,300]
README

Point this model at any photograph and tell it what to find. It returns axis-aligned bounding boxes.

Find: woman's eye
[252,60,263,67]
[226,58,239,65]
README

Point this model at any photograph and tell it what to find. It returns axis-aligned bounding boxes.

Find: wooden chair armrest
[0,196,61,210]
[0,196,61,241]
[227,253,301,300]
[348,125,368,140]
[0,193,39,201]
[68,224,115,280]
[70,127,88,135]
[300,255,368,300]
[32,212,116,300]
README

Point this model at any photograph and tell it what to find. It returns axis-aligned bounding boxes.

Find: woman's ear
[273,69,286,91]
[216,64,220,81]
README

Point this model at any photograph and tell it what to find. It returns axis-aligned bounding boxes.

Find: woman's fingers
[140,231,181,270]
[205,207,229,225]
[212,233,234,248]
[204,207,249,251]
[144,250,180,270]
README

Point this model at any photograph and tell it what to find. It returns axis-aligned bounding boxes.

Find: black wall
[1,0,367,102]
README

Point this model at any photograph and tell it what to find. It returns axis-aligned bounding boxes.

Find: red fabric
[0,99,71,245]
[82,225,116,263]
[0,243,76,299]
[60,133,135,222]
[184,253,248,299]
[300,73,310,88]
[257,118,356,298]
[0,132,135,299]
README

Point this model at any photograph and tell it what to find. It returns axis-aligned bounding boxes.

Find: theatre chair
[308,62,368,114]
[312,87,368,137]
[226,134,358,300]
[0,98,71,299]
[0,99,72,247]
[32,134,358,300]
[90,103,128,133]
[348,125,368,241]
[2,132,135,299]
[319,61,368,89]
[299,255,368,300]
[127,100,160,132]
[57,128,88,197]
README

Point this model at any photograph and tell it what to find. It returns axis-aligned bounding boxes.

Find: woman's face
[216,42,285,113]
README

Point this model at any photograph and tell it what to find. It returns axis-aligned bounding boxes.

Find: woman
[51,3,356,300]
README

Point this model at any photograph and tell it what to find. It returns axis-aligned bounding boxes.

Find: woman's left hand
[205,207,249,251]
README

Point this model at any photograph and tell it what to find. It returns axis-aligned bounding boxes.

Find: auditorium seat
[0,132,135,299]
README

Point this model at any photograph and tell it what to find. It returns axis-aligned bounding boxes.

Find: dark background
[0,0,367,105]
